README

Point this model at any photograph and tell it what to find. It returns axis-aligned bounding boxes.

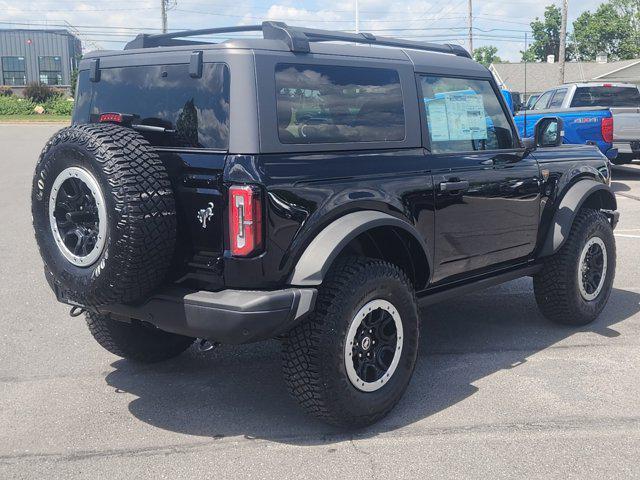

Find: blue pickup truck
[511,83,640,164]
[515,106,615,159]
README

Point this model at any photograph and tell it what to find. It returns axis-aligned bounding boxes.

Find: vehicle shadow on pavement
[104,279,640,444]
[612,164,640,182]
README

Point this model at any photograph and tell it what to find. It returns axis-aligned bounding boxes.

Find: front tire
[534,208,616,326]
[282,257,419,428]
[86,312,194,363]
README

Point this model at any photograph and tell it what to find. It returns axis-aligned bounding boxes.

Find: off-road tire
[534,208,616,326]
[86,312,194,362]
[282,256,419,428]
[31,124,176,307]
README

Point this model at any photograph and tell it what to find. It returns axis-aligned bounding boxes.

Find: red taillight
[99,112,123,123]
[229,185,263,257]
[601,117,614,143]
[602,83,613,88]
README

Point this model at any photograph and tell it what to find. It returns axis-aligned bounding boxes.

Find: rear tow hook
[197,338,220,352]
[69,306,86,318]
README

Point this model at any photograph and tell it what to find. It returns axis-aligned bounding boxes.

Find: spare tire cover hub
[48,166,108,267]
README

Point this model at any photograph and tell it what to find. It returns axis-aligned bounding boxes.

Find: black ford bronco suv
[32,22,619,428]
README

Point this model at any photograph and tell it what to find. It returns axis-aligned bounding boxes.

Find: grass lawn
[0,115,71,123]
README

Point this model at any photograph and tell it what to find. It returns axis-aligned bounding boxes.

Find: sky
[0,0,607,61]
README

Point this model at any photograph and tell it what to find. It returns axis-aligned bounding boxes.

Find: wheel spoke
[61,178,82,203]
[375,345,394,371]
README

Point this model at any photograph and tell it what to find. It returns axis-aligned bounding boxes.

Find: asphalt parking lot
[1,124,639,479]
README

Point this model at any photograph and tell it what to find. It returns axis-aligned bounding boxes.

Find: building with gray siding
[490,59,640,99]
[0,29,82,90]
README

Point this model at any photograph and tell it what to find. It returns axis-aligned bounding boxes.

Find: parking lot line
[615,234,640,239]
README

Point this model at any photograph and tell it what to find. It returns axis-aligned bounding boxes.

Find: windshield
[570,86,640,108]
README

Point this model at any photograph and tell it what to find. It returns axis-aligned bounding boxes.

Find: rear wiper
[131,124,175,134]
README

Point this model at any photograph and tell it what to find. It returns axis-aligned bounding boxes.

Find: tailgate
[160,150,226,286]
[611,107,640,142]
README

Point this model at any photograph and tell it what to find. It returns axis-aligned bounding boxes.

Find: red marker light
[601,117,614,143]
[99,113,123,123]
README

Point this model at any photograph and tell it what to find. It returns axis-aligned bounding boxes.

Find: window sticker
[425,91,488,142]
[425,99,449,141]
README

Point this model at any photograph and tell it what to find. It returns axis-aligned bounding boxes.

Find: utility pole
[468,0,473,54]
[161,0,168,34]
[558,0,568,85]
[355,0,359,34]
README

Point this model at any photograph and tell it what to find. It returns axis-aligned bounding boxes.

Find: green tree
[473,45,502,66]
[572,0,640,60]
[521,5,571,62]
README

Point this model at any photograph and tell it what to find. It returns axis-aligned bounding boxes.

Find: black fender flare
[539,179,617,257]
[287,210,430,286]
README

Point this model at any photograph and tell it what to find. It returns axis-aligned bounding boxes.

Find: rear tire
[282,256,419,428]
[534,208,615,326]
[86,312,194,363]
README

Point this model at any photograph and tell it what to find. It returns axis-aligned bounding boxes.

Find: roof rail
[124,21,472,58]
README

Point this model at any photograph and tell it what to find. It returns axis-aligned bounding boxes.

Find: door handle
[440,180,470,192]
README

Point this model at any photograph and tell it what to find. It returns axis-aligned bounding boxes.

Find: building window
[2,57,26,86]
[38,56,63,85]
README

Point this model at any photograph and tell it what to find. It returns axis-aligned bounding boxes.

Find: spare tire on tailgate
[31,123,176,307]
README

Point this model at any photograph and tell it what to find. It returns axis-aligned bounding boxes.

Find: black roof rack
[124,21,472,58]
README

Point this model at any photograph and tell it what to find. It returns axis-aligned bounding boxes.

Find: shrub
[0,86,13,97]
[51,87,67,97]
[44,97,74,115]
[24,83,57,103]
[0,96,36,115]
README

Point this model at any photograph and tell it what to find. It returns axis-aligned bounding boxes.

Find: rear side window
[571,86,640,107]
[532,90,553,110]
[548,88,567,108]
[419,75,515,154]
[275,64,405,144]
[84,63,230,150]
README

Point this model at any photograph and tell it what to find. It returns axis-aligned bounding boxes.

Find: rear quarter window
[275,64,405,144]
[571,86,640,108]
[76,63,230,150]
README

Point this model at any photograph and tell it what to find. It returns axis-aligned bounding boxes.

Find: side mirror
[534,116,564,148]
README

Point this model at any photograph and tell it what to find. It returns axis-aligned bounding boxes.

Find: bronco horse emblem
[197,202,215,229]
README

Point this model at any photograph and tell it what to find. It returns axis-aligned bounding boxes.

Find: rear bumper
[98,287,317,344]
[613,141,640,155]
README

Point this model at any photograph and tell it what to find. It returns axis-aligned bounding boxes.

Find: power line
[172,8,468,23]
